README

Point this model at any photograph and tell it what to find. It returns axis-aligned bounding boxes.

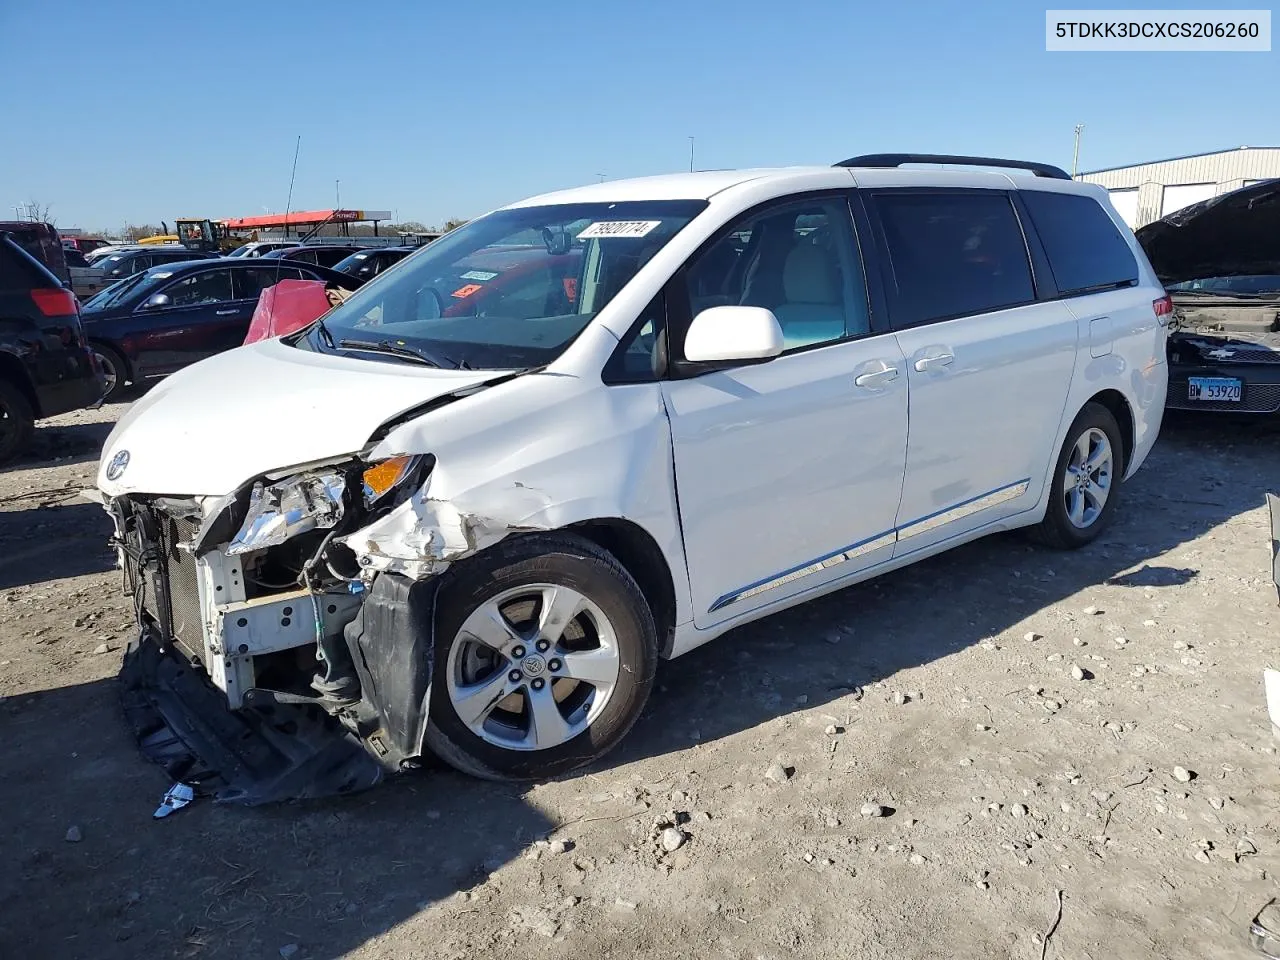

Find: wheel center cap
[521,654,547,678]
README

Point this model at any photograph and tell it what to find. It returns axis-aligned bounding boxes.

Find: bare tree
[442,217,468,232]
[20,199,54,224]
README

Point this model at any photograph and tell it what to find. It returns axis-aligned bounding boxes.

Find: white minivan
[94,154,1169,797]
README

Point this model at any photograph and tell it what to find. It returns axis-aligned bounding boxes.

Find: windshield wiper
[314,317,335,347]
[337,337,448,368]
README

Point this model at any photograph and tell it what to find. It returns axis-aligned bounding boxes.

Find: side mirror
[142,293,171,310]
[684,306,784,364]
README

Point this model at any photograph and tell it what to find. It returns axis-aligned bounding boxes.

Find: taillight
[30,287,78,317]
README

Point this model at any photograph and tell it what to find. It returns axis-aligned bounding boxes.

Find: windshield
[1167,274,1280,295]
[301,200,705,369]
[333,251,371,274]
[82,267,170,310]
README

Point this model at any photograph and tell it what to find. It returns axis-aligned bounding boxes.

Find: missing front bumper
[120,626,385,805]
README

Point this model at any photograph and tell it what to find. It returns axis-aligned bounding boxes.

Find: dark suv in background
[0,234,104,463]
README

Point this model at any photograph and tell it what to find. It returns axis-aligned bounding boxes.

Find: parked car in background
[259,245,361,268]
[81,257,362,400]
[63,236,111,256]
[227,240,300,258]
[85,244,148,265]
[93,155,1168,793]
[0,234,103,462]
[88,247,217,285]
[332,246,415,281]
[63,247,113,301]
[0,221,71,285]
[1136,178,1280,415]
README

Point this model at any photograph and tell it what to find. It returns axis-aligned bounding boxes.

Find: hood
[1136,178,1280,285]
[97,338,500,497]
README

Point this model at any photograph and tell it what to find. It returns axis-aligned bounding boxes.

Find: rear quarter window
[1021,191,1139,296]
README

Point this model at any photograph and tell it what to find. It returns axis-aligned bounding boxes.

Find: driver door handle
[913,350,955,372]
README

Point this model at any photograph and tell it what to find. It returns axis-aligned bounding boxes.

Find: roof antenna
[275,135,301,287]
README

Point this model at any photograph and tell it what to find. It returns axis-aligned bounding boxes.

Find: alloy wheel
[445,583,622,751]
[1064,427,1113,529]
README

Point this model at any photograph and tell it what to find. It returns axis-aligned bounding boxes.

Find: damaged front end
[99,454,443,804]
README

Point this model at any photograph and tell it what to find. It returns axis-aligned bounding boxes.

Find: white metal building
[1077,145,1280,228]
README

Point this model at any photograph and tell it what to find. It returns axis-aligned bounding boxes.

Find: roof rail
[835,153,1072,180]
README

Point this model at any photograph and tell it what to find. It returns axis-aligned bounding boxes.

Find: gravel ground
[1,401,1278,960]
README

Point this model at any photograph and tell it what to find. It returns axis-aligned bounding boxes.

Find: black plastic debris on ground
[120,632,384,805]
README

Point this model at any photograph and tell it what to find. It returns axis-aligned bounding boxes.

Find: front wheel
[424,532,658,780]
[1032,402,1124,549]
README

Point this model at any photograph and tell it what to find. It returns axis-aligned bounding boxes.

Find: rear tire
[92,343,130,402]
[424,532,658,781]
[0,378,35,465]
[1032,402,1124,549]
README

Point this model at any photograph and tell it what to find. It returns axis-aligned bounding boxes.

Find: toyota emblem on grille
[105,450,130,481]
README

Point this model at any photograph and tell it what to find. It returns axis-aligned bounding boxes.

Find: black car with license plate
[1136,178,1280,415]
[80,257,363,400]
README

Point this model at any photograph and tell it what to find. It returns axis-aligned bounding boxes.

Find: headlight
[362,455,420,505]
[227,471,346,555]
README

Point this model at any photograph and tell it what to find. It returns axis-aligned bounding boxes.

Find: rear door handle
[854,362,900,389]
[913,350,955,373]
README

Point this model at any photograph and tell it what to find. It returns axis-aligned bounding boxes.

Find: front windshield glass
[300,200,706,370]
[82,267,169,310]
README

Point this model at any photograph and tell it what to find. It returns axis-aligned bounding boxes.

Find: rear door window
[235,266,306,299]
[872,191,1035,327]
[1020,191,1138,296]
[163,269,235,306]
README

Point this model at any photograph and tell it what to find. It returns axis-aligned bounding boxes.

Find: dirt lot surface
[2,401,1279,960]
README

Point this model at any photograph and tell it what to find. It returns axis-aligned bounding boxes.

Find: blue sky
[1,1,1275,232]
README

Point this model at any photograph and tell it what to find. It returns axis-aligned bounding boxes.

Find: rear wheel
[1032,402,1124,549]
[424,532,658,781]
[92,343,130,402]
[0,378,35,465]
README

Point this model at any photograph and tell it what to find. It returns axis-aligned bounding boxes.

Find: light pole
[596,173,606,182]
[1072,124,1085,178]
[335,179,341,209]
[688,136,695,172]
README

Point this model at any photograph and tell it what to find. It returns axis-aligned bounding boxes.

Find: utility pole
[1072,124,1085,178]
[688,136,695,172]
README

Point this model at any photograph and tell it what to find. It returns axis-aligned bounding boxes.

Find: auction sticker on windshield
[1188,376,1242,402]
[578,220,661,239]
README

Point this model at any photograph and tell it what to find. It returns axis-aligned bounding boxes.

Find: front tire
[424,532,658,781]
[1032,402,1124,549]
